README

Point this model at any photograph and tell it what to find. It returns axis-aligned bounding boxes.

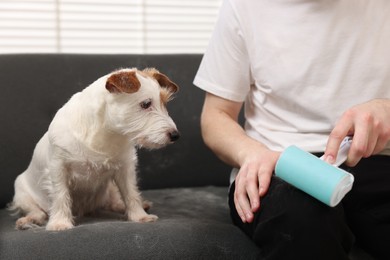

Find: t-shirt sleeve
[193,0,251,103]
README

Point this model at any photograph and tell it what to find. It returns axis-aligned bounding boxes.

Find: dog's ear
[153,73,179,94]
[106,71,141,94]
[143,68,179,94]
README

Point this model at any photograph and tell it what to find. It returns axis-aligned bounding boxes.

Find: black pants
[228,155,390,260]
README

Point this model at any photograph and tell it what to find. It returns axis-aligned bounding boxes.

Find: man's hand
[325,99,390,166]
[234,147,280,223]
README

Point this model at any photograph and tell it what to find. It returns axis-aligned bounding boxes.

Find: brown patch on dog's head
[142,68,179,94]
[106,70,141,94]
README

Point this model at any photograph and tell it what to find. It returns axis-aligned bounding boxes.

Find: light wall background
[0,0,222,54]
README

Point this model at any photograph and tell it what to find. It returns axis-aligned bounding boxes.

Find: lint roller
[275,137,354,207]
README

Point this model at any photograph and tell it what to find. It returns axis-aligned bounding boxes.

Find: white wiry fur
[9,68,179,231]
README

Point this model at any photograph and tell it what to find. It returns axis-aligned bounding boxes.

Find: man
[194,0,390,259]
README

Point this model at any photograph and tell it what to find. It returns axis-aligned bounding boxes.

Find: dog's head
[104,68,180,149]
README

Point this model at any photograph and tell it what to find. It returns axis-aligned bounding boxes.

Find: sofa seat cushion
[0,186,261,259]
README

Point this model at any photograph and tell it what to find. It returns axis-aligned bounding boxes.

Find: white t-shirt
[194,0,390,154]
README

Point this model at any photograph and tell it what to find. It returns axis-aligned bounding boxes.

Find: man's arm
[201,93,280,223]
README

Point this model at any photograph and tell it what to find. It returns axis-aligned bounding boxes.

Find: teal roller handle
[275,145,354,207]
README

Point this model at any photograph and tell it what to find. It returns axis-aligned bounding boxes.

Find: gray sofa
[0,54,371,259]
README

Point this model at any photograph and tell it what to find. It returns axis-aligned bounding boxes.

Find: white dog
[9,68,179,231]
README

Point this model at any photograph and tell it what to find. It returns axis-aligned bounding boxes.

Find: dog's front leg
[46,159,74,231]
[114,165,158,223]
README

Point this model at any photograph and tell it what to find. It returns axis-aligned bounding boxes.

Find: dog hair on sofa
[8,68,179,231]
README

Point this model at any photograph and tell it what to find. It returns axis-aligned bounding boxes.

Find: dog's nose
[169,130,180,142]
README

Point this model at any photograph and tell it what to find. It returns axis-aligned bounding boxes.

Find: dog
[9,68,179,231]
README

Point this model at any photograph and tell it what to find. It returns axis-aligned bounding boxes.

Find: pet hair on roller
[275,137,354,207]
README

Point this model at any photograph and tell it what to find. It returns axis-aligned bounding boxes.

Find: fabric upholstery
[0,187,261,259]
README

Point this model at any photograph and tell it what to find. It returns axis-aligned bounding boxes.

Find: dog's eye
[140,99,152,109]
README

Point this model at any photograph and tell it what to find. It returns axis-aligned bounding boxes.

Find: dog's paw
[140,214,158,223]
[129,213,158,223]
[15,217,41,230]
[15,213,47,230]
[46,219,74,231]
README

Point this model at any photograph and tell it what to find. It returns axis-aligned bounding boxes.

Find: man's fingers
[233,195,246,223]
[234,168,254,223]
[234,189,253,223]
[233,151,280,223]
[258,166,272,197]
[325,115,353,164]
[246,169,260,212]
